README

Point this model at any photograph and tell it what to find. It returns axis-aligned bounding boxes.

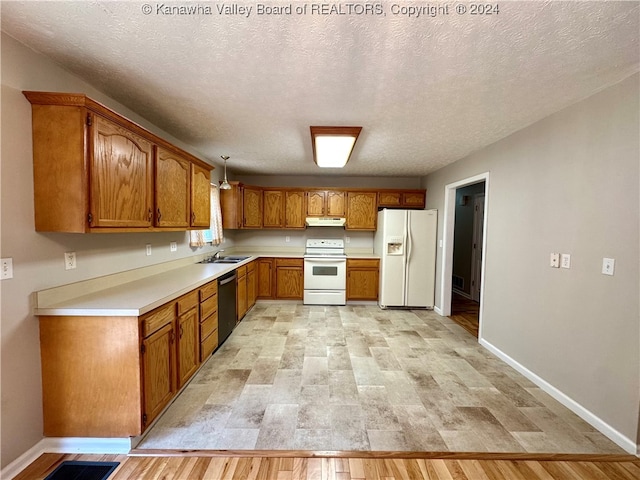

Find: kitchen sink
[198,255,251,264]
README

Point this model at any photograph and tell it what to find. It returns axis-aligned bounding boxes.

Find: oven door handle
[304,257,347,262]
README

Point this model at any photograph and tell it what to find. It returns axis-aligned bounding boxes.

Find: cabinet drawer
[199,281,218,301]
[246,260,256,273]
[200,311,218,340]
[236,265,247,278]
[177,290,199,316]
[347,258,380,269]
[141,303,175,337]
[275,258,303,267]
[200,294,218,320]
[200,329,218,362]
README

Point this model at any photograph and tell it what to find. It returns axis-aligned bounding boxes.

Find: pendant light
[220,155,231,190]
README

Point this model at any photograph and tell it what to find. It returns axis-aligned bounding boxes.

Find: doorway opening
[439,173,489,339]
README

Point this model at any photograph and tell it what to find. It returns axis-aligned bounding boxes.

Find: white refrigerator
[374,209,437,308]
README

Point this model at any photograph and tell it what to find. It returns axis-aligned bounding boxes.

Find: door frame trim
[440,173,489,339]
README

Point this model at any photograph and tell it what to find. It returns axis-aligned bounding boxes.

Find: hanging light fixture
[219,155,231,190]
[310,126,362,168]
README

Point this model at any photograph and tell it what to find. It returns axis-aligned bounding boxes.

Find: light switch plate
[602,258,615,276]
[560,253,571,269]
[146,244,152,256]
[170,242,177,252]
[550,253,560,268]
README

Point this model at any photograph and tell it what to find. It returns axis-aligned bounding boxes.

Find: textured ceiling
[2,1,638,176]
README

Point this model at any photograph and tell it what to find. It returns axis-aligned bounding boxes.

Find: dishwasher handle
[219,272,237,285]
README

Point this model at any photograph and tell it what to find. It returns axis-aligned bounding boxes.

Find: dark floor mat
[44,461,120,480]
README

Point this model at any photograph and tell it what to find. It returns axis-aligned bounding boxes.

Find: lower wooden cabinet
[257,258,274,298]
[275,258,304,299]
[247,260,258,310]
[346,258,380,301]
[236,264,248,321]
[142,321,175,428]
[176,292,199,388]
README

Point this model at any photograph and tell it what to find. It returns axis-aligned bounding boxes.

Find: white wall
[0,34,225,467]
[423,74,639,451]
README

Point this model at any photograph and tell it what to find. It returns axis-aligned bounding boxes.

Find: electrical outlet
[345,236,351,244]
[550,253,560,268]
[602,258,615,276]
[146,244,152,256]
[64,252,76,270]
[285,236,290,243]
[170,242,177,252]
[560,253,571,269]
[1,258,13,279]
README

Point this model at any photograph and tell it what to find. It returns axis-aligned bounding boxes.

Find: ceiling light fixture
[220,155,231,190]
[310,126,362,168]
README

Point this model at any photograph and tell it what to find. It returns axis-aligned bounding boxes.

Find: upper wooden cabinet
[23,91,212,233]
[220,181,243,229]
[378,189,426,209]
[155,147,190,228]
[242,186,263,228]
[263,189,285,228]
[306,190,345,217]
[346,192,378,231]
[285,190,306,229]
[190,163,211,228]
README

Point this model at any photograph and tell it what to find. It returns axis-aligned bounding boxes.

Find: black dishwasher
[218,270,237,345]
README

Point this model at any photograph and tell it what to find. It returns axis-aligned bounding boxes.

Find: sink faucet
[213,250,225,260]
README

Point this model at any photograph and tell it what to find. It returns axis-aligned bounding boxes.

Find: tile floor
[137,304,625,454]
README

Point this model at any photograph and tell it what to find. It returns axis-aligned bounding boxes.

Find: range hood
[305,217,346,227]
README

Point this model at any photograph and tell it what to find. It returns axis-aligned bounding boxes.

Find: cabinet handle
[191,212,196,224]
[148,208,153,222]
[157,208,162,222]
[170,331,175,344]
[179,325,184,339]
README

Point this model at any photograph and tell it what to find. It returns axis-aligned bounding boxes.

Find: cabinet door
[142,322,175,427]
[326,191,346,216]
[243,187,263,228]
[347,259,380,300]
[306,191,326,217]
[257,258,274,298]
[237,272,248,320]
[402,191,426,208]
[219,181,242,229]
[90,115,153,228]
[155,147,190,228]
[285,190,306,228]
[247,265,257,310]
[191,163,211,228]
[378,191,402,208]
[275,259,303,299]
[177,308,200,388]
[263,190,284,228]
[346,192,378,230]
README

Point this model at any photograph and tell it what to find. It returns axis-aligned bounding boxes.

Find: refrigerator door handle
[404,211,410,305]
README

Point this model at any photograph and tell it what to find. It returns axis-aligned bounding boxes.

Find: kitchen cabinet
[236,264,248,321]
[346,192,378,230]
[306,190,345,217]
[243,186,263,228]
[141,312,175,428]
[23,91,212,233]
[190,163,211,227]
[275,258,304,299]
[263,189,285,228]
[199,281,219,362]
[176,291,200,389]
[257,258,275,299]
[378,190,426,209]
[346,259,380,301]
[220,181,243,229]
[285,190,306,228]
[155,147,190,228]
[247,260,258,310]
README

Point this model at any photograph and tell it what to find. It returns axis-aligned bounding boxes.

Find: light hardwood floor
[14,452,640,480]
[449,294,479,338]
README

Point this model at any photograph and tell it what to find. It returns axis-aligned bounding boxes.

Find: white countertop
[34,250,379,317]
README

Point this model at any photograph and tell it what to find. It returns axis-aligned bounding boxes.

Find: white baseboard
[1,437,132,480]
[452,288,472,299]
[479,338,637,454]
[434,305,444,316]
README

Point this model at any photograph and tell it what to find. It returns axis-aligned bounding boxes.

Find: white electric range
[303,239,347,305]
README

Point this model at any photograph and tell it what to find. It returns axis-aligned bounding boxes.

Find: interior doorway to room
[441,174,488,339]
